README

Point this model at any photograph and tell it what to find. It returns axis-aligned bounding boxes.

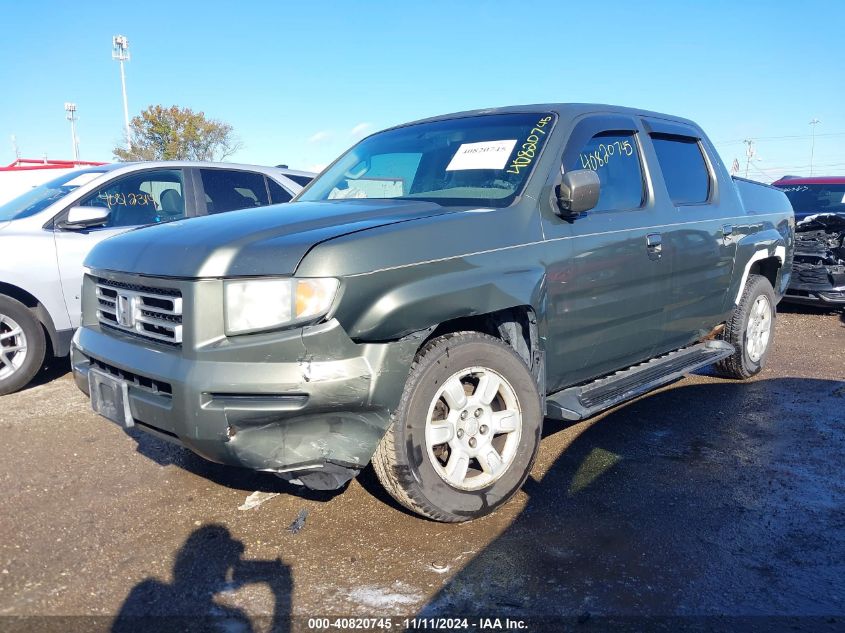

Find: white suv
[0,161,313,394]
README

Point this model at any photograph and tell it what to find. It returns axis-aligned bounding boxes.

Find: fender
[336,258,548,342]
[0,280,69,357]
[727,229,788,308]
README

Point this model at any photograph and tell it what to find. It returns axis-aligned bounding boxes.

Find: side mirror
[58,206,111,230]
[556,169,600,216]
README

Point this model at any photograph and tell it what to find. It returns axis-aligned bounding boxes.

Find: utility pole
[809,118,820,176]
[743,139,755,178]
[64,102,79,161]
[112,35,131,150]
[10,135,20,160]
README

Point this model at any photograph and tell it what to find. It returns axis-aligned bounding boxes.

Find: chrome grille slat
[95,278,183,346]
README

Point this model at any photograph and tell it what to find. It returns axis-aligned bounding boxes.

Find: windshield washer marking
[506,116,552,175]
[580,139,634,171]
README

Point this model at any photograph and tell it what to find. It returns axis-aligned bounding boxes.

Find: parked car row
[59,103,795,521]
[0,162,314,394]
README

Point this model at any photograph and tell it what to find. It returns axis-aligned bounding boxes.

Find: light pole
[743,139,755,178]
[112,35,131,150]
[64,102,79,161]
[809,118,820,176]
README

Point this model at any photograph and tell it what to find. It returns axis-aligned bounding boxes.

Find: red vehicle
[772,176,845,307]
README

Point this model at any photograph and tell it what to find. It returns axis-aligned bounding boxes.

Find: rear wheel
[372,332,543,522]
[716,274,776,379]
[0,296,47,396]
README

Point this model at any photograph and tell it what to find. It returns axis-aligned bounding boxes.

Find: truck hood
[85,199,453,278]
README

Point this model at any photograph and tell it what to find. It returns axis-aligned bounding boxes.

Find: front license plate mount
[88,368,134,428]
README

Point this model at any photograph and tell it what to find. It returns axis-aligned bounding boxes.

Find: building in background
[0,158,106,205]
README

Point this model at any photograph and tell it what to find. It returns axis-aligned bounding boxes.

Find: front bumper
[72,318,418,487]
[784,274,845,306]
[782,290,845,306]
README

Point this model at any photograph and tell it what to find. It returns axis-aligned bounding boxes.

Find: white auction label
[446,140,517,171]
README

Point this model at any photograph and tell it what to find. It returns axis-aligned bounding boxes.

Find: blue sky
[1,1,843,182]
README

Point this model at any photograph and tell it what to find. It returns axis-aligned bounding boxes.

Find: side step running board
[546,340,735,421]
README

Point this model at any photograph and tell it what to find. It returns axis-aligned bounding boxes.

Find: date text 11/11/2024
[306,617,528,630]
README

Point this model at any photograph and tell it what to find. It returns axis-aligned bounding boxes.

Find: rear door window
[76,169,185,227]
[650,135,711,205]
[567,131,644,211]
[200,169,270,214]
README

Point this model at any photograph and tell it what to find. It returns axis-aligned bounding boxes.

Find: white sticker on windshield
[446,140,517,171]
[63,172,103,187]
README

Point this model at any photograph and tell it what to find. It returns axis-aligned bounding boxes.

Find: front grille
[89,357,172,396]
[95,277,183,345]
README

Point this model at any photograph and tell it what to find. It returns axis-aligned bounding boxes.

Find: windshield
[298,112,555,207]
[0,169,108,222]
[775,183,845,219]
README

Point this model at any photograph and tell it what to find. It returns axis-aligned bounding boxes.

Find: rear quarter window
[651,134,711,205]
[285,174,313,187]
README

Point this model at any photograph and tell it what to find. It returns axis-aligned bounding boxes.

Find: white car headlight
[224,278,339,335]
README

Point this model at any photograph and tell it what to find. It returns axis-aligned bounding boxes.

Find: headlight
[224,278,339,335]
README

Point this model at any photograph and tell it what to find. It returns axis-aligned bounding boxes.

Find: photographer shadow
[112,524,291,633]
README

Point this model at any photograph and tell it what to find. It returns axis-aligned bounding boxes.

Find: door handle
[721,224,734,244]
[646,233,662,260]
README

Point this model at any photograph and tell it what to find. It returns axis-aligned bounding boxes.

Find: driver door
[542,115,672,391]
[53,168,188,328]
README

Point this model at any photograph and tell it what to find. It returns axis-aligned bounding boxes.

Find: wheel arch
[423,306,540,371]
[0,282,61,357]
[728,233,787,306]
[748,257,782,292]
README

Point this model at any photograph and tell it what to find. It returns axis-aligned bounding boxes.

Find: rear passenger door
[641,120,736,352]
[197,168,294,215]
[542,115,672,391]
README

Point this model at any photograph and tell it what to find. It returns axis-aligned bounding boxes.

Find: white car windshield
[0,169,108,222]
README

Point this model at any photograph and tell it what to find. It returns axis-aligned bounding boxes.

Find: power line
[715,131,845,146]
[737,159,845,171]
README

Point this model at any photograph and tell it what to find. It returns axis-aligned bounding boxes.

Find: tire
[0,295,47,396]
[716,274,776,379]
[372,331,543,522]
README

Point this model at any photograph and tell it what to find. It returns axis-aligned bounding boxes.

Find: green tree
[113,105,243,162]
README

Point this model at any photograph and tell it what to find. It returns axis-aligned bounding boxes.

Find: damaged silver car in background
[772,176,845,308]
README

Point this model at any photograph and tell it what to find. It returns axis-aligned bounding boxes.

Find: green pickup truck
[72,104,794,522]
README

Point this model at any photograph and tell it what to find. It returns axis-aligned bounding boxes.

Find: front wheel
[372,332,543,522]
[716,274,776,379]
[0,295,47,396]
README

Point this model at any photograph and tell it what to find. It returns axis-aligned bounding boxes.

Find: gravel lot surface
[0,307,843,631]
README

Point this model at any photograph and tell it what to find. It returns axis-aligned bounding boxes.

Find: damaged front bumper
[784,214,845,307]
[71,319,418,490]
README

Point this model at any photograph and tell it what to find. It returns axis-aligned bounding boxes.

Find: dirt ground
[0,306,843,632]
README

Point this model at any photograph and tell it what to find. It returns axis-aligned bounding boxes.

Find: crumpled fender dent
[219,320,422,485]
